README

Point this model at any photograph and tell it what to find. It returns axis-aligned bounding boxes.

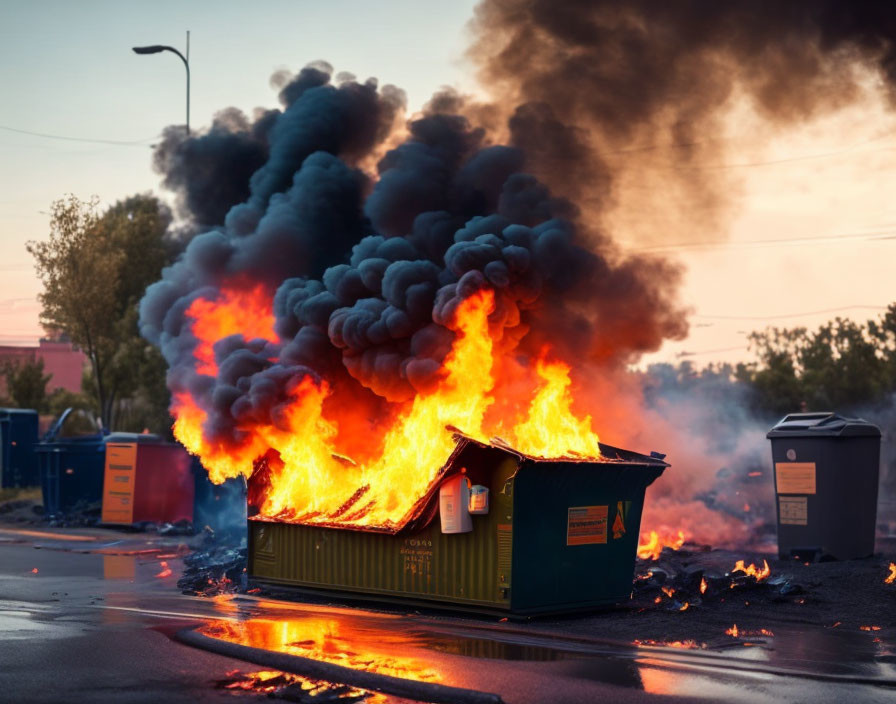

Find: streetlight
[132,31,190,135]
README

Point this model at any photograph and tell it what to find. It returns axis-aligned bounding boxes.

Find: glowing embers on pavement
[215,669,384,702]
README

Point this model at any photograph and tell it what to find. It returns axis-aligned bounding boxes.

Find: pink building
[0,339,87,395]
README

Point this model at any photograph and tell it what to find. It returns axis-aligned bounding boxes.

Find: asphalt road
[1,525,894,703]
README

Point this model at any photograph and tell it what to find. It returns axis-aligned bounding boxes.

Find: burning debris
[632,545,803,613]
[177,530,248,596]
[215,670,375,703]
[724,625,774,639]
[887,563,896,585]
[637,529,686,561]
[633,639,703,649]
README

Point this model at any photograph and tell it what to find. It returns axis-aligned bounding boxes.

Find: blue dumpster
[36,409,106,515]
[0,408,39,488]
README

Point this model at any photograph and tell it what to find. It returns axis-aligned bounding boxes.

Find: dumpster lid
[767,412,881,438]
[0,407,39,418]
[104,432,167,445]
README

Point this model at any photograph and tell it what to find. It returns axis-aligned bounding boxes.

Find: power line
[675,345,747,358]
[0,124,158,147]
[627,228,896,253]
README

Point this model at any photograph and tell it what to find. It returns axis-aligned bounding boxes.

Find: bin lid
[0,408,39,418]
[104,432,167,445]
[767,412,881,438]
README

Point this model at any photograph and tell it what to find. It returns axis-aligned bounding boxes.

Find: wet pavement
[1,525,895,703]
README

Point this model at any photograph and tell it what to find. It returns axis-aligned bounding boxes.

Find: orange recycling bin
[101,433,194,526]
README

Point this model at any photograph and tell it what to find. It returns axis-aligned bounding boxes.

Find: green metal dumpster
[249,433,668,616]
[0,408,39,488]
[767,412,881,560]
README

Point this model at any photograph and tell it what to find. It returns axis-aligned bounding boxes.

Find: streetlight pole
[133,30,191,136]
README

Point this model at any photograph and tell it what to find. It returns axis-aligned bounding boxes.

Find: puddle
[760,626,896,680]
[0,605,81,641]
[103,555,136,580]
[200,617,442,683]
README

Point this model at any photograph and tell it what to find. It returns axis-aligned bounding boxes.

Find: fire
[155,561,172,578]
[217,670,384,702]
[725,625,774,638]
[174,289,607,529]
[634,639,703,649]
[509,356,602,458]
[201,617,440,683]
[637,530,686,560]
[700,577,707,594]
[732,559,771,581]
[886,563,896,584]
[185,282,277,376]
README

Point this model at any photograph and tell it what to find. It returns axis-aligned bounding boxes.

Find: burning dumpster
[249,432,667,615]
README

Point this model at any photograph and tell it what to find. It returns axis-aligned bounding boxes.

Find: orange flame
[699,577,707,594]
[634,639,703,649]
[185,282,277,376]
[174,289,605,529]
[732,559,771,581]
[637,530,686,560]
[725,624,739,637]
[886,563,896,585]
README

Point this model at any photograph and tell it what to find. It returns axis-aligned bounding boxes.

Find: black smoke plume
[469,0,896,238]
[141,2,896,511]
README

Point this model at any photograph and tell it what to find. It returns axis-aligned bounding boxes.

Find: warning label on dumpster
[779,495,808,525]
[567,505,608,545]
[775,462,816,494]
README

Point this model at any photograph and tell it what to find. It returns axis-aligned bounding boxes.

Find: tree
[27,194,172,430]
[736,308,896,415]
[1,358,51,411]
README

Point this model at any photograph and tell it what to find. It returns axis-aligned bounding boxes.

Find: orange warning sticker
[775,462,816,494]
[612,500,627,539]
[567,505,608,546]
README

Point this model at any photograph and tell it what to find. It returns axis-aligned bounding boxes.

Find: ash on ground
[177,528,248,597]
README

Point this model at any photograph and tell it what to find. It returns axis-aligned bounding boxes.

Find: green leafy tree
[737,307,896,415]
[1,358,51,411]
[27,194,172,430]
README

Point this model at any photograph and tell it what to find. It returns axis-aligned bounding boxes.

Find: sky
[2,0,895,366]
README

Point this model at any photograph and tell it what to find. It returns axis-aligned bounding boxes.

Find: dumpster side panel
[510,461,663,613]
[250,455,518,610]
[0,411,39,488]
[37,438,105,514]
[132,444,195,524]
